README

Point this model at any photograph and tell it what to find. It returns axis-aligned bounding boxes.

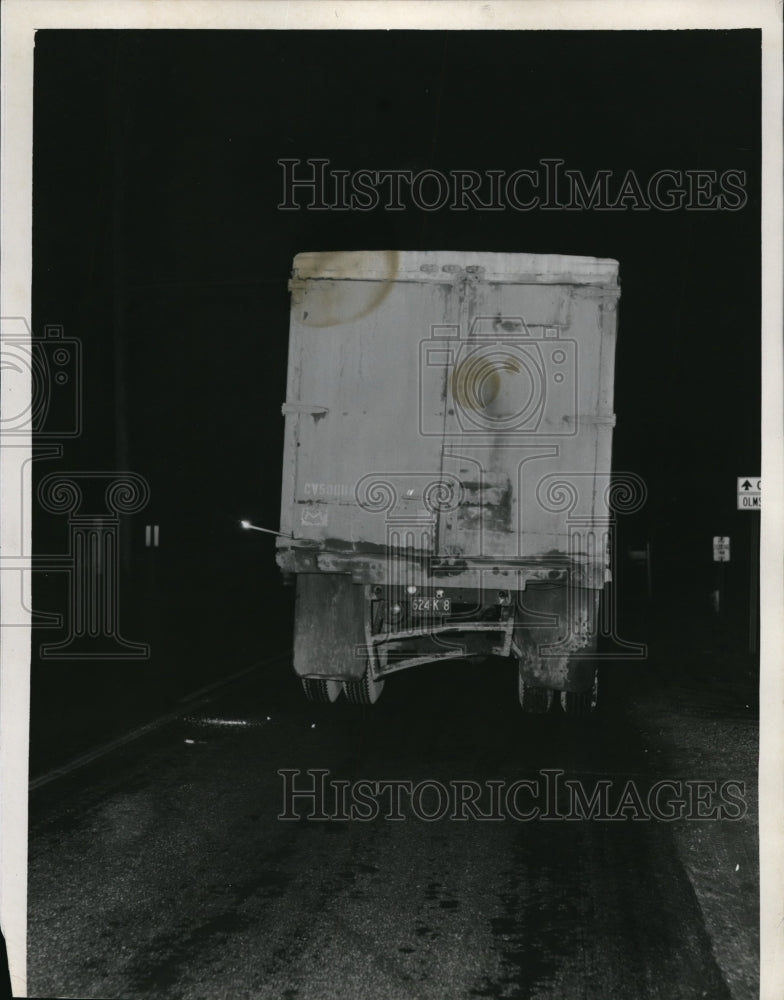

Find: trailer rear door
[437,275,618,565]
[280,252,457,553]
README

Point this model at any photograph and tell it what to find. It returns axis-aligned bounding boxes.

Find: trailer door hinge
[281,402,330,416]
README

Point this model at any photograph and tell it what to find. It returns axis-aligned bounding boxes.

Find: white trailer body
[276,250,620,712]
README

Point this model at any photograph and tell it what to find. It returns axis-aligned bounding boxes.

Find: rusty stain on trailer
[456,476,513,534]
[290,250,399,328]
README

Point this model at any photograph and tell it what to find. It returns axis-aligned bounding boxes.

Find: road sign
[737,477,760,510]
[713,536,730,562]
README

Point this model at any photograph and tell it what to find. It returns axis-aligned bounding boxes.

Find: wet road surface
[28,656,758,999]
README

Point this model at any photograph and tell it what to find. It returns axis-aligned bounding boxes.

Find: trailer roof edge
[291,250,620,287]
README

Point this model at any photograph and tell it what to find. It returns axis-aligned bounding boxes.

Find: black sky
[31,29,761,589]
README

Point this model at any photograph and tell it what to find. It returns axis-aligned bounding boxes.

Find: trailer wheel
[343,668,385,706]
[561,670,599,719]
[518,676,553,714]
[301,678,343,703]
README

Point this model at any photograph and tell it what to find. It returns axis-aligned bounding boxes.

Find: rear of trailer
[275,250,621,713]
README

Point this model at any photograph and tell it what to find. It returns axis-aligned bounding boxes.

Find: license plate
[412,597,450,614]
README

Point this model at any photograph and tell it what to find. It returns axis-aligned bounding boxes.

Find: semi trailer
[274,250,621,714]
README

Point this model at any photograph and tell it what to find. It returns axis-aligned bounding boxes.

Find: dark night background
[30,30,760,773]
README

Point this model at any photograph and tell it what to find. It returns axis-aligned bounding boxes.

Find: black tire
[343,668,385,705]
[301,677,342,703]
[563,690,593,719]
[563,670,599,719]
[518,676,553,714]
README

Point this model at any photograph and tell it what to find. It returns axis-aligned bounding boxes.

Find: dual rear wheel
[518,671,599,717]
[301,668,384,705]
[300,677,342,703]
[343,670,385,705]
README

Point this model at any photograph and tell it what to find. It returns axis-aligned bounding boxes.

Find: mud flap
[513,583,599,693]
[292,574,367,680]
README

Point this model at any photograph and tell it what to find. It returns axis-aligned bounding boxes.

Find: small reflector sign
[713,536,730,562]
[737,477,761,510]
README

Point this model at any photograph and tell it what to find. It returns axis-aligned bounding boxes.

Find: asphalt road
[27,654,757,1000]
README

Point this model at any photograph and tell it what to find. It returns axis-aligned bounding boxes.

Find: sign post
[737,477,760,655]
[711,536,730,615]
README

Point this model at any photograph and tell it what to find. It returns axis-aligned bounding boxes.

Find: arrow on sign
[741,480,753,491]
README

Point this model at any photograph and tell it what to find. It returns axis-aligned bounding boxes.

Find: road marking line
[29,651,291,791]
